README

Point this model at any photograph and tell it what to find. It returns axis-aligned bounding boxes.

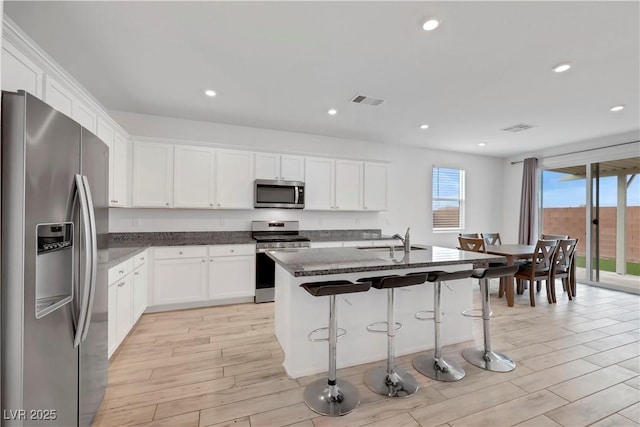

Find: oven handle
[294,186,299,205]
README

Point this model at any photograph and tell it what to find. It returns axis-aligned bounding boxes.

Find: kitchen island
[268,245,504,378]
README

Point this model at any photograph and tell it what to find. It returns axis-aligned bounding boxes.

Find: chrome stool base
[413,353,465,382]
[364,366,419,398]
[303,378,361,416]
[462,347,516,372]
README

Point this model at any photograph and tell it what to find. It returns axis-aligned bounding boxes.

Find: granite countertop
[267,245,506,277]
[108,246,147,268]
[107,229,397,268]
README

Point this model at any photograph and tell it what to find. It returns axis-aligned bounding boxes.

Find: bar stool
[300,279,371,416]
[462,266,519,372]
[413,269,473,382]
[357,273,427,397]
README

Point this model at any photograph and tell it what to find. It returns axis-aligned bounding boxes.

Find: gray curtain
[518,157,538,244]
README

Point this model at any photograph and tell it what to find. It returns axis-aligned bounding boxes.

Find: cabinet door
[107,283,117,358]
[304,157,335,210]
[1,42,44,97]
[132,141,173,207]
[280,155,305,181]
[174,145,216,208]
[115,274,133,345]
[254,152,280,180]
[43,75,73,116]
[216,150,254,209]
[132,264,147,321]
[335,160,363,211]
[364,162,388,211]
[111,132,129,207]
[209,255,255,299]
[153,258,208,305]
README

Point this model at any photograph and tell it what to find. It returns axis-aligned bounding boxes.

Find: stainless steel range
[252,220,310,303]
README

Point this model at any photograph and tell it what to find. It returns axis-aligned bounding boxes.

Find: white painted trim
[2,16,128,137]
[144,297,255,313]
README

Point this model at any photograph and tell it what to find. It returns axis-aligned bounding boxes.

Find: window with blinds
[432,167,465,230]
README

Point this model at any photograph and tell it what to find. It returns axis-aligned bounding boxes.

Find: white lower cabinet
[115,274,133,345]
[107,283,117,357]
[153,257,208,305]
[108,250,148,358]
[208,245,255,299]
[132,264,148,321]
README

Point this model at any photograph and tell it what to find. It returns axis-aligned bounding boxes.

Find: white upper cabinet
[304,157,335,210]
[216,149,254,209]
[43,75,73,116]
[254,152,280,180]
[112,131,129,207]
[255,153,304,181]
[281,155,305,181]
[1,42,43,97]
[132,141,174,208]
[174,145,216,208]
[335,160,363,211]
[72,99,97,133]
[364,162,388,211]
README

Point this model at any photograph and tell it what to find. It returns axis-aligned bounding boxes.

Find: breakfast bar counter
[268,245,503,378]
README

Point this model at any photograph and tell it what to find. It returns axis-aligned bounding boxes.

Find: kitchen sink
[357,245,426,251]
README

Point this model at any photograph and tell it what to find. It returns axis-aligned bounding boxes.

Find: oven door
[254,179,304,209]
[255,252,275,303]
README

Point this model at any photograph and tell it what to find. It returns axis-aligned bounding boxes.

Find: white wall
[501,130,640,243]
[110,111,505,248]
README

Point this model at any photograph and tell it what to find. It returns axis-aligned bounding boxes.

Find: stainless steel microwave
[254,179,305,209]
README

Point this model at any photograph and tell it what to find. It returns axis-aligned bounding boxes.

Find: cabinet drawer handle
[118,270,124,274]
[140,257,144,261]
[110,199,118,203]
[165,203,170,206]
[179,251,183,255]
[118,282,125,287]
[230,249,235,253]
[202,259,205,263]
[210,203,213,207]
[217,203,221,207]
[134,272,139,275]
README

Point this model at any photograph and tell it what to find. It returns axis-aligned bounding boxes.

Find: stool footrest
[415,310,445,321]
[308,327,346,342]
[366,321,402,333]
[461,308,492,318]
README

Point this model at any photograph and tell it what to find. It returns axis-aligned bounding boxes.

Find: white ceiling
[4,1,639,157]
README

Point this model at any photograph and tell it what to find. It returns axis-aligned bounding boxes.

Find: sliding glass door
[542,157,640,293]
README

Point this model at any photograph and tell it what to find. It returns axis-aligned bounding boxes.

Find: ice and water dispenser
[35,222,74,318]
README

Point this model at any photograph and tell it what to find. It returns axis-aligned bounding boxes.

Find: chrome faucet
[392,227,411,252]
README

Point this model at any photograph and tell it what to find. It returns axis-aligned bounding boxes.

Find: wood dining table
[486,244,536,307]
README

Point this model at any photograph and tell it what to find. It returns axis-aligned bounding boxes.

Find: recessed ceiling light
[610,105,625,112]
[205,89,216,97]
[328,109,338,116]
[420,124,429,130]
[552,63,571,73]
[478,142,486,147]
[422,19,440,31]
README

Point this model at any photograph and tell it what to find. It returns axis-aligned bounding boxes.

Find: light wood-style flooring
[94,283,640,427]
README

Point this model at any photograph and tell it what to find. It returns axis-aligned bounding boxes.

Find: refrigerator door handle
[73,174,93,349]
[80,175,98,342]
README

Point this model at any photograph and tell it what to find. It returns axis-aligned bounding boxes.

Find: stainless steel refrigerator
[1,90,109,426]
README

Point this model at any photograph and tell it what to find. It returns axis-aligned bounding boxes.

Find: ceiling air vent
[502,123,535,132]
[350,94,385,106]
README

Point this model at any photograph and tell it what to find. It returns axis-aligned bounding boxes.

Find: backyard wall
[543,206,640,262]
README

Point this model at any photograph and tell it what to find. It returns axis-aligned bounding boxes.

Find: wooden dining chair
[515,239,559,307]
[458,237,508,297]
[541,233,569,240]
[481,233,502,245]
[550,238,579,302]
[458,233,479,238]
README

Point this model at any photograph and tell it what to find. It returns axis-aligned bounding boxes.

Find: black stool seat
[301,280,371,297]
[358,273,427,289]
[426,270,473,283]
[472,265,518,280]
